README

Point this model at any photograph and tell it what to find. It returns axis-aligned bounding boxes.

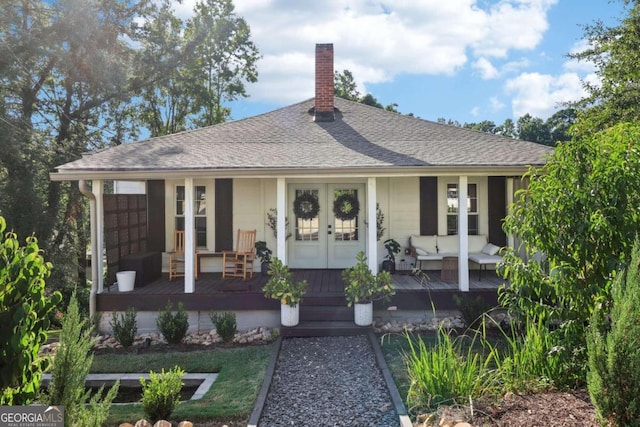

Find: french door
[287,184,366,269]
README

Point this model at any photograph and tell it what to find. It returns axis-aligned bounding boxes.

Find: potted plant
[255,241,272,276]
[381,238,402,273]
[342,251,395,326]
[262,257,308,326]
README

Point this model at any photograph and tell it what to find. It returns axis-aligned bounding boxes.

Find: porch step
[300,305,353,322]
[301,295,347,306]
[280,321,370,337]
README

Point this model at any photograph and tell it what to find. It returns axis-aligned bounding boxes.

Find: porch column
[94,180,105,293]
[458,176,469,292]
[506,177,515,249]
[276,178,286,264]
[184,178,195,293]
[367,177,378,274]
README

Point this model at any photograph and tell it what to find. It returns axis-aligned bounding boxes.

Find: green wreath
[333,193,360,221]
[293,192,319,220]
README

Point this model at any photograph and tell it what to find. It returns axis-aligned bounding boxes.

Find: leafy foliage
[570,2,640,131]
[140,366,185,423]
[499,122,640,385]
[109,307,138,348]
[0,217,61,404]
[342,251,395,306]
[156,302,189,345]
[453,294,490,330]
[209,311,237,344]
[587,239,640,426]
[43,293,118,427]
[263,258,308,307]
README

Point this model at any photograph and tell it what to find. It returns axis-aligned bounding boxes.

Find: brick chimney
[314,43,335,122]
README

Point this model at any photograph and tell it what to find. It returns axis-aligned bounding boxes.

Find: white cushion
[468,235,488,253]
[437,235,459,253]
[481,243,501,256]
[469,253,502,265]
[411,235,437,254]
[415,247,428,256]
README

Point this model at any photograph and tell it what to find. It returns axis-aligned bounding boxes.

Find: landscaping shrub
[110,307,138,348]
[210,311,237,344]
[140,366,185,422]
[453,294,490,329]
[404,327,497,411]
[0,216,62,405]
[43,293,118,427]
[157,302,189,345]
[587,239,640,426]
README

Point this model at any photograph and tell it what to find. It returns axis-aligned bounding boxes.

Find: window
[175,185,207,247]
[333,189,359,241]
[446,183,478,235]
[294,189,319,241]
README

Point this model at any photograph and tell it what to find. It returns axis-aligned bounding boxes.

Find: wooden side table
[441,256,458,283]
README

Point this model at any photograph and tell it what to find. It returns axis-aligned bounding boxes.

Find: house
[51,44,552,332]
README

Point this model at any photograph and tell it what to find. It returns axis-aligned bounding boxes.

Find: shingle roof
[53,97,552,176]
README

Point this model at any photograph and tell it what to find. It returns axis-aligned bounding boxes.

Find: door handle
[328,231,332,235]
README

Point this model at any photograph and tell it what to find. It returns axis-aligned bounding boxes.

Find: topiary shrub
[587,239,640,426]
[156,301,189,345]
[209,311,237,344]
[140,366,185,423]
[0,216,62,404]
[110,307,138,348]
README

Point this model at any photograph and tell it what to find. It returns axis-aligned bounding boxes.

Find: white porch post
[276,178,287,264]
[506,177,515,249]
[458,176,470,292]
[184,178,195,293]
[94,180,104,293]
[367,177,378,274]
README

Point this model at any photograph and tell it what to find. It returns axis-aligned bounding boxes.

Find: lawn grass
[96,344,273,425]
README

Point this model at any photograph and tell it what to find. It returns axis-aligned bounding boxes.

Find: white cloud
[505,71,586,118]
[563,39,597,73]
[473,58,500,79]
[217,0,558,104]
[489,97,505,112]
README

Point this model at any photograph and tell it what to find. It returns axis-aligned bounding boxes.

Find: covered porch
[96,268,504,313]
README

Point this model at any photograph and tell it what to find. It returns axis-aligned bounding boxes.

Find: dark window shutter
[215,179,233,251]
[419,177,438,235]
[146,180,165,252]
[488,176,507,246]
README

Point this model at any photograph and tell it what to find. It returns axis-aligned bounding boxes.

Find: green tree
[499,122,640,385]
[517,114,552,145]
[185,0,260,127]
[0,216,62,404]
[570,1,640,131]
[463,120,497,134]
[587,238,640,426]
[495,118,516,138]
[334,69,360,101]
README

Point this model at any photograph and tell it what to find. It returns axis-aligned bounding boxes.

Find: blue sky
[175,0,628,125]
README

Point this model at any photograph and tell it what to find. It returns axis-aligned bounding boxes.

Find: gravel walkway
[258,335,400,427]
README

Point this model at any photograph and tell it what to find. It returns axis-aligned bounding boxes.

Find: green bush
[0,216,62,405]
[453,294,490,329]
[43,293,118,427]
[157,302,189,345]
[587,239,640,426]
[110,307,138,348]
[404,327,497,411]
[140,366,185,422]
[209,311,237,344]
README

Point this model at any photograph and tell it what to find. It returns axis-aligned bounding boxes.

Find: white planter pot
[281,303,299,327]
[116,271,136,292]
[354,302,373,326]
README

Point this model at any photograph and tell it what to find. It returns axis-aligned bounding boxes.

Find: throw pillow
[415,247,429,256]
[481,243,500,256]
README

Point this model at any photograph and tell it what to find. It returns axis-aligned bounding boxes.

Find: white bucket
[280,303,299,327]
[354,302,373,326]
[116,271,136,292]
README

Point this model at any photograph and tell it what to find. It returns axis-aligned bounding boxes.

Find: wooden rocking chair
[168,230,185,281]
[222,230,256,279]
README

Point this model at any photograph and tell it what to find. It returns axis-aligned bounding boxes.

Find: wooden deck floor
[97,269,503,312]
